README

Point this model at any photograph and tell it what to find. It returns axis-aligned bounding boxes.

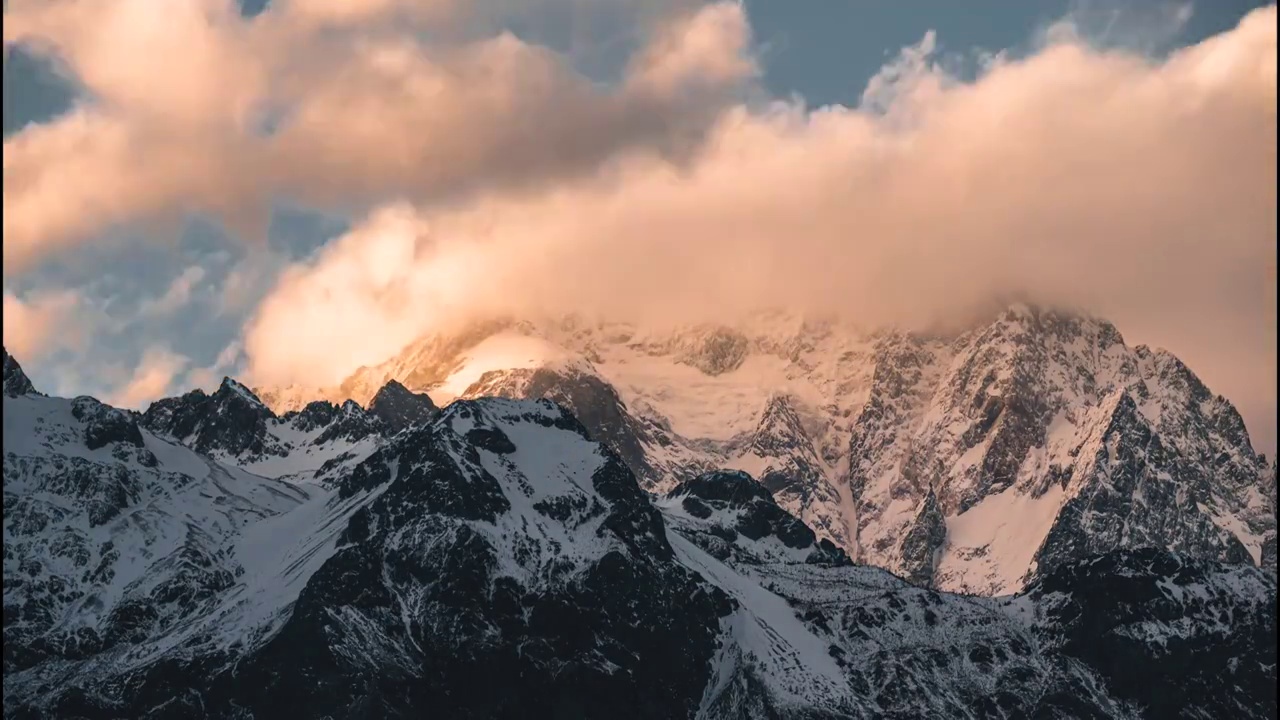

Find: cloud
[242,6,1278,453]
[264,1,754,211]
[138,265,207,318]
[2,0,754,271]
[1039,0,1196,54]
[185,340,244,392]
[272,0,458,29]
[4,0,1275,453]
[106,345,190,407]
[2,289,82,360]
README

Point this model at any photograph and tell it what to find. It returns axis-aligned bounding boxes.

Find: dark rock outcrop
[366,379,439,433]
[3,346,36,397]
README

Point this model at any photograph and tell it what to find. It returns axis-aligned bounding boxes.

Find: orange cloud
[2,0,753,270]
[106,346,190,408]
[243,7,1277,451]
[2,290,82,361]
[4,1,1275,452]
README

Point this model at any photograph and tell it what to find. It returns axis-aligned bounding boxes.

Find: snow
[596,354,791,442]
[953,437,990,476]
[1201,502,1265,566]
[936,483,1068,595]
[142,431,211,480]
[7,351,1277,718]
[204,481,389,652]
[668,531,849,708]
[658,495,820,566]
[3,391,313,663]
[242,424,379,482]
[450,401,615,583]
[3,395,121,464]
[432,332,579,404]
[246,306,1277,595]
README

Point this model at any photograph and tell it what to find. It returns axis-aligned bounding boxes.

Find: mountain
[255,305,1277,594]
[2,357,311,685]
[5,370,1275,718]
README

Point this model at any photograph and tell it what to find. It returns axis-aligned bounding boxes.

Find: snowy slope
[3,372,311,683]
[255,306,1276,594]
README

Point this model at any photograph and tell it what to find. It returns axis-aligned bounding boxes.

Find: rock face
[3,346,37,397]
[5,371,1276,719]
[1018,549,1278,720]
[141,378,283,460]
[662,469,851,567]
[869,307,1276,593]
[256,305,1275,594]
[365,379,439,433]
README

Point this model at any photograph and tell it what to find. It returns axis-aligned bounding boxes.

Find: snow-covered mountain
[256,304,1278,595]
[3,353,313,686]
[5,352,1275,718]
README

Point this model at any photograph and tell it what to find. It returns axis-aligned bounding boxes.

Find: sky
[2,0,1276,453]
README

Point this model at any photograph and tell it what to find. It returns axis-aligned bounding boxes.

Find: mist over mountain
[3,1,1276,717]
[255,303,1278,592]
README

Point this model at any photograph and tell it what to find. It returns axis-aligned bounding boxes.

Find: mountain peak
[3,346,37,397]
[370,378,411,403]
[216,376,269,409]
[367,378,439,433]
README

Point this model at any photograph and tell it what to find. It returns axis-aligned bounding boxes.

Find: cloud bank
[2,290,82,361]
[3,2,1276,452]
[3,0,753,268]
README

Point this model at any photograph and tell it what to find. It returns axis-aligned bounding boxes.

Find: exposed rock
[366,379,439,433]
[3,346,37,397]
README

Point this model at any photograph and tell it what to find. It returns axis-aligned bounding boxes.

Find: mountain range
[258,304,1277,594]
[3,302,1276,719]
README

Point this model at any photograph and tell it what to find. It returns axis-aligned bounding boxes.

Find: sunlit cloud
[2,1,1275,452]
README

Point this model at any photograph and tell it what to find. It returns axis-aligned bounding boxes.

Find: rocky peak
[751,394,808,449]
[462,363,664,487]
[3,346,37,397]
[737,393,847,547]
[283,399,344,432]
[844,302,1276,593]
[911,303,1146,517]
[141,377,282,460]
[240,302,1276,593]
[71,396,149,454]
[367,379,439,433]
[5,370,1277,718]
[213,377,273,416]
[308,400,380,446]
